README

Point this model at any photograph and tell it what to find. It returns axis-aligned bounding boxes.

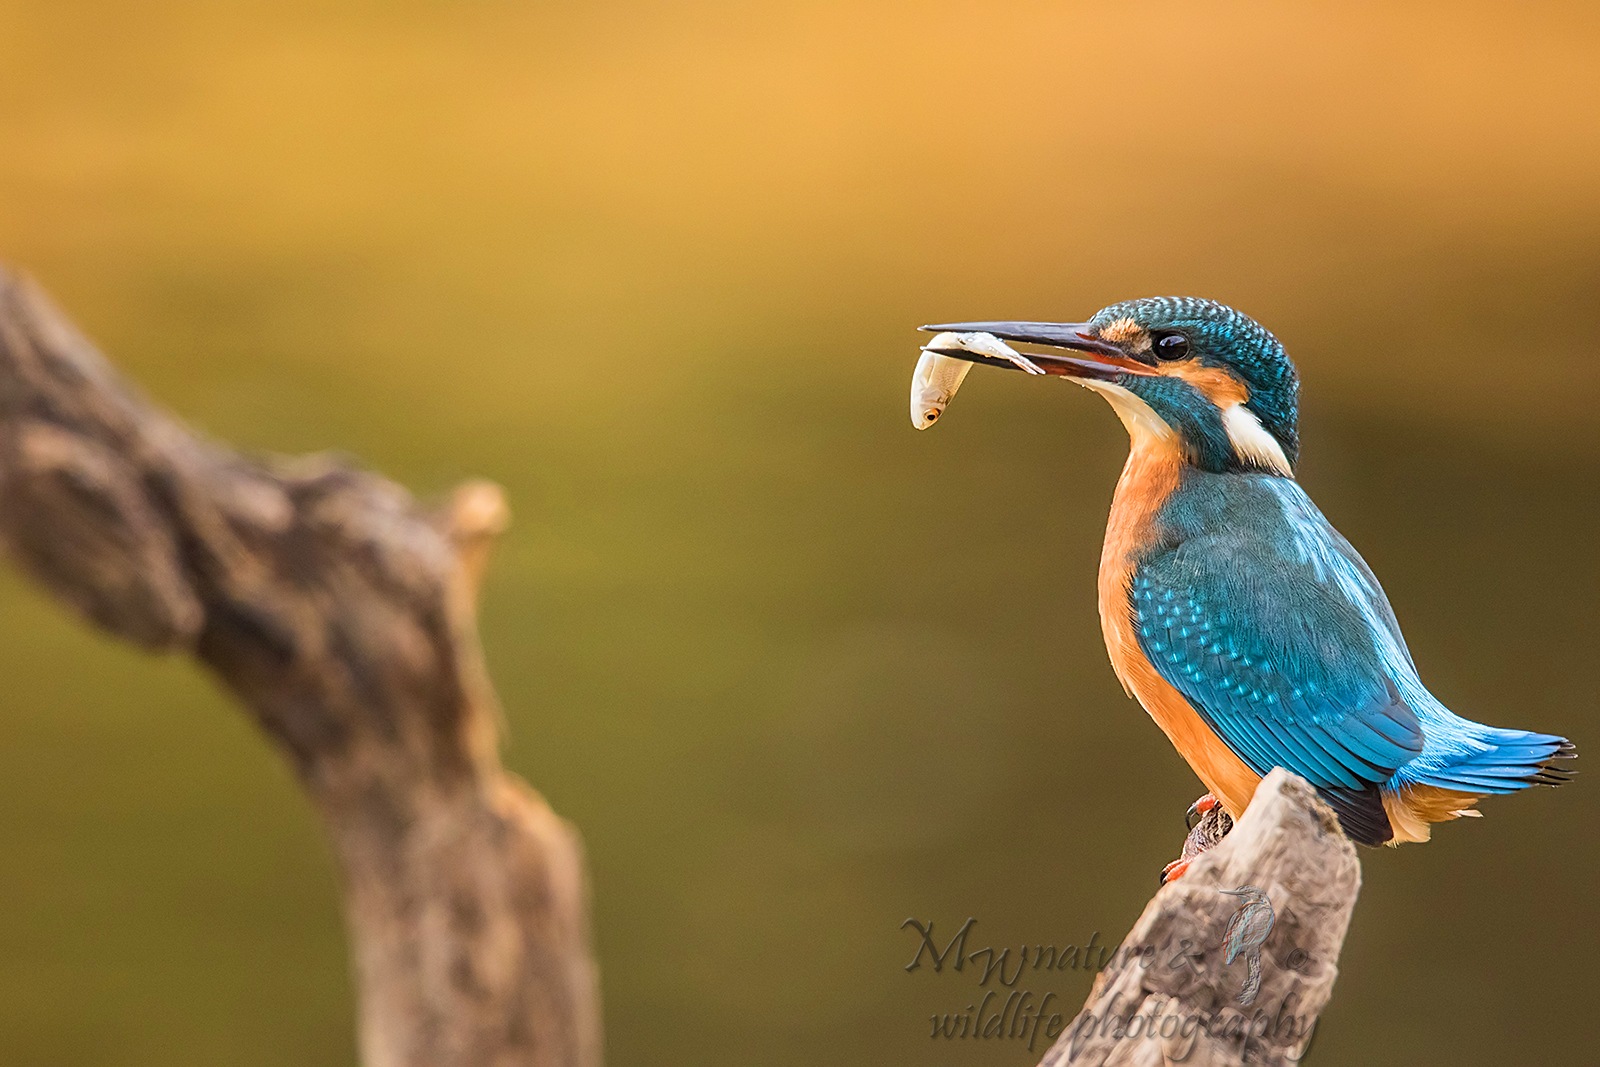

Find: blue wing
[1133,477,1426,843]
[1223,907,1274,962]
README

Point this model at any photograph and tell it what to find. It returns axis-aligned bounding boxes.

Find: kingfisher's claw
[1185,793,1219,831]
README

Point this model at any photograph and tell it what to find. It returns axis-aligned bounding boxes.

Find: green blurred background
[0,1,1595,1064]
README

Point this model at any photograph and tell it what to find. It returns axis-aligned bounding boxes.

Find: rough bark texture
[1039,769,1360,1066]
[0,267,602,1067]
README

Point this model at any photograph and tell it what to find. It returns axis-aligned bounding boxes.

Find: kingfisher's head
[922,297,1300,476]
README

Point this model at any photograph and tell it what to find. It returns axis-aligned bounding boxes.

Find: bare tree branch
[0,267,601,1067]
[1038,769,1359,1066]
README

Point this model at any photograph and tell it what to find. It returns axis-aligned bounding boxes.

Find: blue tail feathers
[1394,723,1575,795]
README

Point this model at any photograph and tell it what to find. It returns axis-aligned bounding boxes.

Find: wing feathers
[1132,480,1427,845]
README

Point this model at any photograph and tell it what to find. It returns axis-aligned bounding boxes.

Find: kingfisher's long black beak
[918,321,1154,381]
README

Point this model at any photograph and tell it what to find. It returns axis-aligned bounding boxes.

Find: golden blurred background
[0,1,1595,1064]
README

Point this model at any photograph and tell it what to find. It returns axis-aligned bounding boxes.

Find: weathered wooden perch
[0,267,601,1067]
[1038,769,1360,1066]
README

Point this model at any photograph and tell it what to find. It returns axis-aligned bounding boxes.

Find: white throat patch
[1079,380,1176,447]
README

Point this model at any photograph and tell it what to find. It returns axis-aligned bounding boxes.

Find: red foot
[1186,793,1219,829]
[1164,794,1234,884]
[1160,857,1192,884]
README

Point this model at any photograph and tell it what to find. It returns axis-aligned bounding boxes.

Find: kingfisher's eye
[1154,332,1190,361]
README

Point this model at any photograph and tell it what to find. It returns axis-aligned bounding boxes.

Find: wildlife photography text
[901,917,1318,1059]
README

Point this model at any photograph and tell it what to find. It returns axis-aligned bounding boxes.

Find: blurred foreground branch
[0,268,601,1067]
[1038,769,1359,1066]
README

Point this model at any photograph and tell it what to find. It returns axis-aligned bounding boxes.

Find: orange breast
[1096,437,1261,818]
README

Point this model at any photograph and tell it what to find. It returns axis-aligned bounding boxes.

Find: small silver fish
[909,347,971,429]
[909,331,1041,429]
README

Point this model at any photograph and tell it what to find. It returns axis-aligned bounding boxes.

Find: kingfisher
[919,298,1575,881]
[1219,885,1275,1005]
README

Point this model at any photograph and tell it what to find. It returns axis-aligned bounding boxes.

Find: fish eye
[1153,332,1190,361]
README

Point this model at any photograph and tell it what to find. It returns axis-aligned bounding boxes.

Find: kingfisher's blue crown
[1090,297,1300,466]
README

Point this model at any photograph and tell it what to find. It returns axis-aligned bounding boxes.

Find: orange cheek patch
[1163,359,1250,406]
[1098,317,1150,350]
